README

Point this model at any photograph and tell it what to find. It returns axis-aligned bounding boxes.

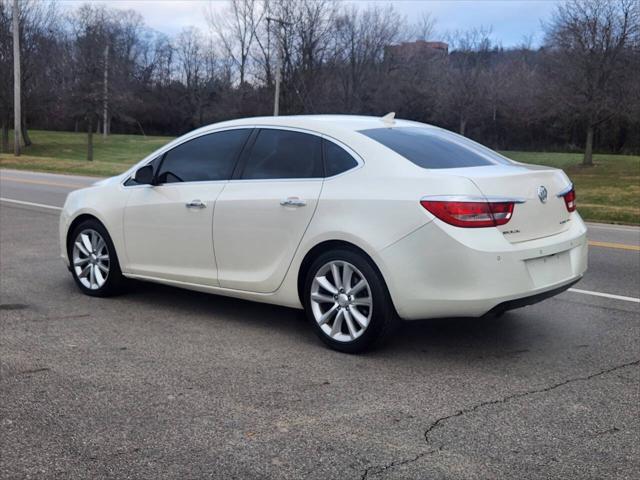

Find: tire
[67,218,125,297]
[303,248,397,353]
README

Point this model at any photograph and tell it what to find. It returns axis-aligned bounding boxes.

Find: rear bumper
[485,277,581,316]
[379,214,588,320]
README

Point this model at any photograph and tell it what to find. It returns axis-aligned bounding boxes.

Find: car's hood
[91,174,125,187]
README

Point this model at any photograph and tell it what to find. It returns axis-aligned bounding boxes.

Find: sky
[58,0,561,47]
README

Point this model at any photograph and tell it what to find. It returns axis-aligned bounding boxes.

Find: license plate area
[525,251,572,287]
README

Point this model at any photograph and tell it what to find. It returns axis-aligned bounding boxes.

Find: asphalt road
[1,169,639,479]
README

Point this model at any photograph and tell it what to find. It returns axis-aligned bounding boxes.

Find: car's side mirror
[133,165,155,185]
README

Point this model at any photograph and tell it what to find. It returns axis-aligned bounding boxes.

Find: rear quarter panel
[274,138,489,309]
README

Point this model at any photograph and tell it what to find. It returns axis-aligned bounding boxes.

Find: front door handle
[280,197,306,207]
[186,199,206,209]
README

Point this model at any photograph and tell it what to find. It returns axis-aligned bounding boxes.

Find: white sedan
[60,115,587,352]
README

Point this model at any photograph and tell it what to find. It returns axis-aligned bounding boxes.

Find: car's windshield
[359,127,513,169]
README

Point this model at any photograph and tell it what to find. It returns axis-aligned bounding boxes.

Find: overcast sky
[59,0,561,47]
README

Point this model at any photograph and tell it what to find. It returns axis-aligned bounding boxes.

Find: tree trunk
[103,44,109,138]
[583,124,594,167]
[1,120,8,153]
[87,116,94,161]
[21,117,32,147]
[492,104,498,148]
[135,119,146,137]
[459,115,467,136]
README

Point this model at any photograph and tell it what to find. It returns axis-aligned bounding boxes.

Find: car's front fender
[59,183,130,268]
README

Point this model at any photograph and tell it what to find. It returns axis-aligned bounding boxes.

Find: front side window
[157,129,251,184]
[240,129,322,180]
[359,127,513,169]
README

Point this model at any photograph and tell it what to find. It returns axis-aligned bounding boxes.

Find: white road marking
[0,197,62,211]
[586,223,640,233]
[0,168,101,183]
[0,176,87,189]
[568,288,640,304]
[1,197,638,305]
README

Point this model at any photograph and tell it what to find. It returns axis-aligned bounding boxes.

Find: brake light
[420,200,515,228]
[560,188,576,212]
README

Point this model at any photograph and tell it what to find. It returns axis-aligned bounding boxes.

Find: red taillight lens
[420,200,515,228]
[561,188,576,212]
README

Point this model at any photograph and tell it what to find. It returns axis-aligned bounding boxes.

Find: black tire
[303,248,397,353]
[67,218,125,297]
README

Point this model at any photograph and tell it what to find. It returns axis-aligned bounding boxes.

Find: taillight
[420,200,515,228]
[560,188,576,212]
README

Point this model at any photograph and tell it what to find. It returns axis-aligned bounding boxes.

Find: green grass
[1,130,638,225]
[503,151,639,225]
[1,129,172,176]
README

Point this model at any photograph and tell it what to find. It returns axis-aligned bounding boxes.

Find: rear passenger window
[240,129,322,179]
[324,140,358,176]
[157,129,251,183]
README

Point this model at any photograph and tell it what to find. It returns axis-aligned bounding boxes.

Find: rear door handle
[280,197,306,207]
[185,199,206,209]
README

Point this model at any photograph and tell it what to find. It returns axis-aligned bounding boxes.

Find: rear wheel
[303,249,397,353]
[68,219,124,297]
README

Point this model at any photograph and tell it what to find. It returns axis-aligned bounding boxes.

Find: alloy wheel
[72,229,110,290]
[310,260,373,342]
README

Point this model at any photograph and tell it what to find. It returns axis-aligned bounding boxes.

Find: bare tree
[440,28,493,135]
[175,27,208,127]
[543,0,640,166]
[252,0,274,87]
[13,0,60,147]
[102,43,108,137]
[412,12,437,41]
[332,4,402,112]
[2,0,638,156]
[0,2,12,152]
[263,0,337,113]
[207,0,264,86]
[494,47,546,149]
[69,4,112,160]
[0,0,56,150]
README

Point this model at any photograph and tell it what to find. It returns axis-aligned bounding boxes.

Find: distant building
[385,40,449,62]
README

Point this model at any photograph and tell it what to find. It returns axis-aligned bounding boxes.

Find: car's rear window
[359,127,512,169]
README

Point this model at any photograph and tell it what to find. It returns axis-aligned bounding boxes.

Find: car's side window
[324,139,358,177]
[240,129,322,180]
[156,129,251,184]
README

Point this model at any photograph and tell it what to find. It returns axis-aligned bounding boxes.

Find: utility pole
[12,0,21,156]
[273,32,281,116]
[266,17,291,117]
[102,43,109,138]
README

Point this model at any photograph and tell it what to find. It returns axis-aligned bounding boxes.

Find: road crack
[424,359,639,445]
[360,450,438,480]
[359,359,639,479]
[14,367,50,376]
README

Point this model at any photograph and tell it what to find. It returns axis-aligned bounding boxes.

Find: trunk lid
[460,164,573,243]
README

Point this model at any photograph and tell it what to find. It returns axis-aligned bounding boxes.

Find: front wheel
[68,219,124,297]
[303,249,397,353]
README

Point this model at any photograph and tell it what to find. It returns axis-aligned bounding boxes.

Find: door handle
[280,197,306,207]
[185,199,206,209]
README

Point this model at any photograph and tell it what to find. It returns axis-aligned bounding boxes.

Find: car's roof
[204,114,436,135]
